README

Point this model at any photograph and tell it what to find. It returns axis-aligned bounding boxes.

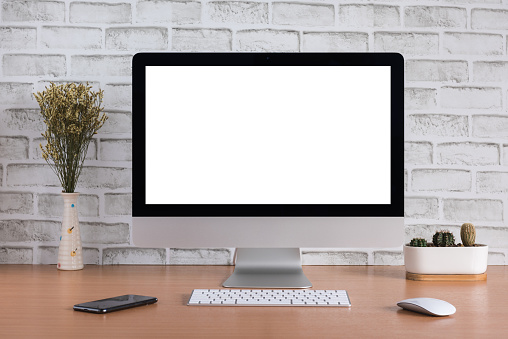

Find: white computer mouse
[397,298,456,316]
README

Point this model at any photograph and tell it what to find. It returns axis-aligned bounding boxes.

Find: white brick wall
[1,0,507,265]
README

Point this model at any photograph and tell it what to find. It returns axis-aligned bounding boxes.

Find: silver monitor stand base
[222,248,312,288]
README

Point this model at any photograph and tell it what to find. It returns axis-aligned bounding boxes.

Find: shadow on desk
[326,265,407,280]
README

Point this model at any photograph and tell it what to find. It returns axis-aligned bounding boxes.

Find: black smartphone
[73,294,158,313]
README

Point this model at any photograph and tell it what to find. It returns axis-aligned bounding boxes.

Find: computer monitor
[132,53,404,288]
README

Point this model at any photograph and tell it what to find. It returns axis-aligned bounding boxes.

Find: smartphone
[73,294,158,313]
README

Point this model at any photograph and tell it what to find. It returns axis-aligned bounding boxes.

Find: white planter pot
[404,245,488,275]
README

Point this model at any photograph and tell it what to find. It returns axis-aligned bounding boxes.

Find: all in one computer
[132,53,404,289]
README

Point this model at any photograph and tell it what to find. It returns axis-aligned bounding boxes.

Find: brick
[404,88,437,110]
[71,55,132,77]
[100,139,132,161]
[0,192,33,214]
[477,172,508,193]
[443,199,503,222]
[41,26,102,50]
[7,164,60,187]
[37,247,57,265]
[373,251,403,265]
[37,194,99,217]
[374,32,439,55]
[105,193,132,216]
[0,27,37,49]
[338,5,400,28]
[412,169,471,192]
[0,83,34,105]
[473,115,508,138]
[0,247,33,264]
[104,84,131,109]
[100,111,132,134]
[273,3,334,27]
[404,197,439,219]
[137,1,201,24]
[0,136,29,159]
[103,248,166,264]
[302,251,368,265]
[169,248,232,265]
[81,222,130,244]
[70,2,131,24]
[444,33,503,55]
[405,6,466,28]
[488,252,505,265]
[404,142,432,165]
[0,219,60,242]
[136,0,171,23]
[79,167,131,189]
[472,9,508,30]
[405,60,468,83]
[35,138,96,160]
[172,29,231,51]
[441,87,502,110]
[409,114,468,137]
[106,27,168,51]
[38,246,99,265]
[474,62,508,83]
[172,1,202,24]
[477,227,508,248]
[440,0,501,3]
[2,0,64,22]
[236,29,299,52]
[0,109,43,132]
[208,1,268,24]
[302,32,368,52]
[3,54,66,77]
[436,142,499,165]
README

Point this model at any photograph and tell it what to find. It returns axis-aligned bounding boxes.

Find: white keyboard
[188,289,351,306]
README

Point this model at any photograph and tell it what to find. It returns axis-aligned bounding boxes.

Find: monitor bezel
[132,53,404,217]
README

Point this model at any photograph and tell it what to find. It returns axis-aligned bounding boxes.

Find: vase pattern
[57,193,84,270]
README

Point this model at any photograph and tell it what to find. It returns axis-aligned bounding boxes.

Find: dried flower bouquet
[34,83,108,193]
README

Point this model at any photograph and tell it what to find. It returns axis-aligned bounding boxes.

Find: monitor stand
[222,248,312,288]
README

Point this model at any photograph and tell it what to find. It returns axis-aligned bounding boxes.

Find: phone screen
[73,294,157,313]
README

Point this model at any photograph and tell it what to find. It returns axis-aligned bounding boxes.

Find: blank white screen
[145,66,391,204]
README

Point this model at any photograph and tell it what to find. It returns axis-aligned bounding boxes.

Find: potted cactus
[404,223,488,276]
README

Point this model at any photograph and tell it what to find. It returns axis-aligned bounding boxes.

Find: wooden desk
[0,265,507,338]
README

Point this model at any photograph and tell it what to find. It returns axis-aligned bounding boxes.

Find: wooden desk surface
[0,265,507,338]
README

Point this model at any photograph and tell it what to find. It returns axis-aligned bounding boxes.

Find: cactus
[409,238,428,247]
[432,231,455,247]
[460,223,476,247]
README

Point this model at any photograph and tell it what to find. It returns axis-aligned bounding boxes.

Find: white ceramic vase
[404,245,488,275]
[57,193,84,270]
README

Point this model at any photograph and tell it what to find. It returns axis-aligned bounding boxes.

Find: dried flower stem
[34,83,108,193]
